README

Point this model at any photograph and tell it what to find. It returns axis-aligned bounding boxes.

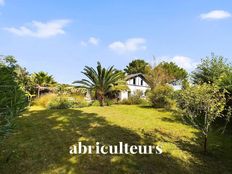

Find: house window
[133,78,136,85]
[141,80,143,86]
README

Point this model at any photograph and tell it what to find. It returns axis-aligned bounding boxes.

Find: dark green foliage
[176,84,228,152]
[145,61,188,89]
[73,62,127,106]
[148,84,174,109]
[15,66,35,95]
[31,71,56,96]
[31,71,56,87]
[124,59,149,74]
[192,53,231,84]
[218,69,232,96]
[0,56,28,137]
[181,79,190,90]
[155,61,188,84]
[217,70,232,127]
[191,54,232,131]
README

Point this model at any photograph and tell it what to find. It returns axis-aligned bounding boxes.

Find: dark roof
[125,73,145,80]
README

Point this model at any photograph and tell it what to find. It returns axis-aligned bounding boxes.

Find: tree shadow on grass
[0,108,231,174]
[158,112,232,174]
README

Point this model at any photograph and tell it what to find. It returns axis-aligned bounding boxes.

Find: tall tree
[73,62,127,106]
[157,62,187,84]
[31,71,56,96]
[145,61,188,89]
[177,84,228,153]
[192,53,231,84]
[124,59,149,74]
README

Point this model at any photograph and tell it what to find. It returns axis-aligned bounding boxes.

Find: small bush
[73,100,89,108]
[129,95,143,104]
[90,100,100,106]
[120,90,145,105]
[33,93,57,107]
[120,99,132,105]
[47,96,74,109]
[139,98,151,106]
[72,95,89,108]
[105,98,121,106]
[120,98,149,105]
[149,84,175,109]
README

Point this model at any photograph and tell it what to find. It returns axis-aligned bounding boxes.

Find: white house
[119,73,150,100]
[84,73,182,101]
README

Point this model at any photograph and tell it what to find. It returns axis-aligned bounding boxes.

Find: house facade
[119,73,150,100]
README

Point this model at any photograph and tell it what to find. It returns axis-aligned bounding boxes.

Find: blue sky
[0,0,231,84]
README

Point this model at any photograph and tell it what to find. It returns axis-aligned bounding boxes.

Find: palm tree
[31,71,56,97]
[73,62,127,106]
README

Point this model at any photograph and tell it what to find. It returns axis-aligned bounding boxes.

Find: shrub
[120,99,132,105]
[176,84,229,153]
[91,100,101,106]
[120,98,149,105]
[0,56,29,137]
[33,93,90,109]
[120,90,147,105]
[149,84,175,109]
[47,96,74,109]
[128,95,143,104]
[105,98,114,106]
[33,93,57,107]
[73,100,89,108]
[71,95,89,108]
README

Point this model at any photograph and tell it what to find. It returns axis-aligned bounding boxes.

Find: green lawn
[0,105,231,174]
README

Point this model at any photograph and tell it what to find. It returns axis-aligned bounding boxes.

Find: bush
[90,100,100,106]
[176,84,228,152]
[71,95,89,108]
[149,84,175,109]
[33,94,89,109]
[73,99,89,108]
[105,98,114,106]
[1,57,29,137]
[120,90,148,105]
[47,96,74,109]
[120,98,148,105]
[120,99,132,105]
[128,95,143,105]
[33,93,57,107]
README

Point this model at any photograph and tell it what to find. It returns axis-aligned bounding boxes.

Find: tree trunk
[204,134,207,154]
[99,95,104,107]
[37,87,40,97]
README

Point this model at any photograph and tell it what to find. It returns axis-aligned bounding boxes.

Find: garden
[0,54,232,174]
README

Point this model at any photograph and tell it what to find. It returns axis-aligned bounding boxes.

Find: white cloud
[80,41,87,47]
[171,56,196,70]
[0,0,4,6]
[4,19,71,38]
[200,10,231,20]
[81,37,99,46]
[109,38,146,54]
[156,56,197,71]
[88,37,99,45]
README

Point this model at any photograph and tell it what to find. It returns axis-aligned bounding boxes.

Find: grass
[0,105,231,174]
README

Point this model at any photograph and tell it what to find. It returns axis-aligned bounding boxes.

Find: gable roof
[125,73,146,81]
